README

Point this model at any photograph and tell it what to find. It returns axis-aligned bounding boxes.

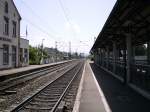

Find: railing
[130,62,150,92]
[103,58,107,68]
[134,59,148,65]
[101,58,126,79]
[108,58,113,72]
[97,56,150,92]
[115,59,126,79]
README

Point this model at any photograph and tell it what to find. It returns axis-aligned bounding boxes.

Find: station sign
[0,37,12,42]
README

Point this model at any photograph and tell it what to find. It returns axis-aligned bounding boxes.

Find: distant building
[63,52,69,60]
[20,38,29,67]
[44,47,56,63]
[44,47,65,63]
[0,0,29,69]
[79,53,85,58]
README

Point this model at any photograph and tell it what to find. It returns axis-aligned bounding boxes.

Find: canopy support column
[126,34,132,83]
[147,41,150,64]
[106,46,109,69]
[113,42,117,73]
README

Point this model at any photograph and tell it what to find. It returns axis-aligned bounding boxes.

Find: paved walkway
[90,62,150,112]
[0,60,70,76]
[77,61,107,112]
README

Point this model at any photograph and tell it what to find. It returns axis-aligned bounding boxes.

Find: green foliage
[29,45,40,64]
[29,45,49,65]
[43,50,49,59]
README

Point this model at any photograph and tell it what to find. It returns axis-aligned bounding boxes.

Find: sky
[14,0,117,55]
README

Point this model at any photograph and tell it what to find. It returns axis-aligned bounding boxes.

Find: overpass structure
[91,0,150,99]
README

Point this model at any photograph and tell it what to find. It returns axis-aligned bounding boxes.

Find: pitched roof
[91,0,150,52]
[11,0,21,20]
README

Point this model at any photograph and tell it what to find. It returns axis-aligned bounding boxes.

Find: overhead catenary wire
[19,0,58,35]
[1,0,65,41]
[22,17,56,40]
[0,1,59,41]
[19,0,83,47]
[18,0,81,51]
[58,0,86,53]
[18,0,62,41]
[1,0,75,41]
[58,0,71,24]
[58,0,77,39]
[0,0,88,53]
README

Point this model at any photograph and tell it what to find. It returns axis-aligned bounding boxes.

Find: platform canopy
[91,0,150,53]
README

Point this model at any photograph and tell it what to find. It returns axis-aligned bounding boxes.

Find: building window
[12,21,17,37]
[24,49,28,63]
[4,17,9,35]
[4,1,8,13]
[3,45,9,65]
[20,48,23,63]
[12,46,16,64]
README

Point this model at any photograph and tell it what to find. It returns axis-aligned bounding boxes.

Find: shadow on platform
[90,62,150,112]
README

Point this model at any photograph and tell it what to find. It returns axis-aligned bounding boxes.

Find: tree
[29,45,40,64]
[29,45,50,65]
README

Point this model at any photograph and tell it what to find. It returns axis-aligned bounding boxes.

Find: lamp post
[40,38,45,64]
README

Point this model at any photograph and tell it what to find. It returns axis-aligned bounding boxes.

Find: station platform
[73,61,108,112]
[73,61,150,112]
[0,60,71,77]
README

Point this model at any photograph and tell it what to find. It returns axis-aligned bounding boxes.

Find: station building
[91,0,150,99]
[0,0,29,69]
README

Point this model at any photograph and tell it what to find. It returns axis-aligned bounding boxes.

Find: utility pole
[69,41,71,59]
[40,38,44,64]
[55,41,58,62]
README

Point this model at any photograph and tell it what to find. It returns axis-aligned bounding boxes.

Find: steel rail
[0,61,76,93]
[51,62,83,112]
[10,61,82,112]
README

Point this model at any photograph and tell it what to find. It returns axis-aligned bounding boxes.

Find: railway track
[0,60,77,94]
[10,60,84,112]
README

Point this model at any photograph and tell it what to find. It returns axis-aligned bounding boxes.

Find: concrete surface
[0,60,71,76]
[78,62,106,112]
[90,62,150,112]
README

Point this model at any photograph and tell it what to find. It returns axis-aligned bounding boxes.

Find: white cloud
[65,22,80,34]
[74,23,80,34]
